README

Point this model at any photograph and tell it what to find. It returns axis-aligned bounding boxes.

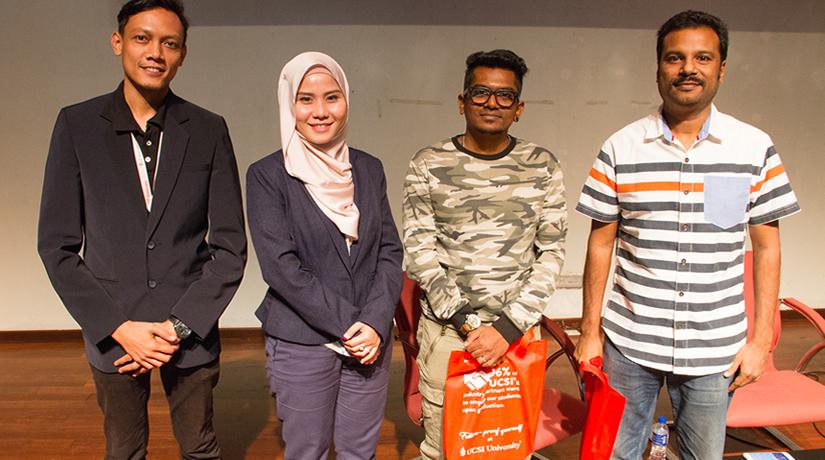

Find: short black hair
[463,49,529,93]
[657,10,728,61]
[117,0,189,45]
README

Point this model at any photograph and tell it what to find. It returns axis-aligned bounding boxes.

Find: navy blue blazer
[246,148,403,345]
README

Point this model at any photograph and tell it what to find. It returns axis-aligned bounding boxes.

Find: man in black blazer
[37,1,246,458]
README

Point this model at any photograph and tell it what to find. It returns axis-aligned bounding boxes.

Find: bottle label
[651,432,668,446]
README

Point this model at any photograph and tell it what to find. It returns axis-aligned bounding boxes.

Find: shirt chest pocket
[703,175,751,229]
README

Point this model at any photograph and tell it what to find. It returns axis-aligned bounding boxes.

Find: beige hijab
[278,51,359,241]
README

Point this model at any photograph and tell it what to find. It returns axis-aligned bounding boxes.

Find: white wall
[2,1,823,329]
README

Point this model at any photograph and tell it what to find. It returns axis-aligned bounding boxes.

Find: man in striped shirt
[575,10,800,460]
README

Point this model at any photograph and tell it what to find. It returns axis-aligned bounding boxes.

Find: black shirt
[111,83,167,192]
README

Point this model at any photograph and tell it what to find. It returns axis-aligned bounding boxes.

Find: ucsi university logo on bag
[457,365,527,456]
[461,366,522,413]
[463,366,519,392]
[457,425,525,456]
[443,334,547,459]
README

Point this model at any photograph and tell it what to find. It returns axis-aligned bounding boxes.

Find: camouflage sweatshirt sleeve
[402,154,474,325]
[496,156,567,341]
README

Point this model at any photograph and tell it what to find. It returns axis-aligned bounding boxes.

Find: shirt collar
[644,103,724,143]
[451,134,517,161]
[112,82,168,133]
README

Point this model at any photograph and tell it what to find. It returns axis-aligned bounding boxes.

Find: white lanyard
[130,132,163,211]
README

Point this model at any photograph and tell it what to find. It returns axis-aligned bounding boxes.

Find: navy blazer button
[147,241,156,250]
[148,280,158,289]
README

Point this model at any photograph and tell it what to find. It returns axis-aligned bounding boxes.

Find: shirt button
[680,258,687,265]
[683,189,690,195]
[684,157,690,163]
[146,140,152,146]
[145,156,152,163]
[678,291,685,297]
[147,241,156,250]
[682,224,689,231]
[148,280,158,289]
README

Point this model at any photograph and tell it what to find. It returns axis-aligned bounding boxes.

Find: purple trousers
[265,335,392,460]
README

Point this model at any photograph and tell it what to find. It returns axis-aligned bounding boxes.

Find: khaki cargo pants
[416,315,465,460]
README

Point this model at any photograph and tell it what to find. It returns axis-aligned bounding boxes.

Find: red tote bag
[442,333,547,459]
[579,356,626,460]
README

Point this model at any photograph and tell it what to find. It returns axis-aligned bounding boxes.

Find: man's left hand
[114,321,181,376]
[115,334,179,376]
[724,340,771,391]
[465,326,509,368]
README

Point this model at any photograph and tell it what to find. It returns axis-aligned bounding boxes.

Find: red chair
[393,274,587,449]
[394,275,424,426]
[533,316,588,450]
[726,251,825,449]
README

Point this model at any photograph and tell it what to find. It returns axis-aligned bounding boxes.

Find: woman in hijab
[246,51,403,459]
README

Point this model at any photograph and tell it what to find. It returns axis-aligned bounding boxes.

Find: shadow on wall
[186,0,825,32]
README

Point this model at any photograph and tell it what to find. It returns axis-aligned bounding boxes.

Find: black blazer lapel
[146,95,190,240]
[100,93,150,218]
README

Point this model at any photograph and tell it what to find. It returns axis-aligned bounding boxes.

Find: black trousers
[90,359,221,460]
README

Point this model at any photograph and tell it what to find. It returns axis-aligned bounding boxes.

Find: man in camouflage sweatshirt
[402,49,567,459]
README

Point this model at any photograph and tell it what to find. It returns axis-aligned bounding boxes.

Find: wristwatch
[459,313,481,336]
[170,316,192,340]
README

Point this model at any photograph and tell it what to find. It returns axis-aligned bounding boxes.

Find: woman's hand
[343,321,381,365]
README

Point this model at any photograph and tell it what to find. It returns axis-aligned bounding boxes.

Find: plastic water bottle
[649,415,669,459]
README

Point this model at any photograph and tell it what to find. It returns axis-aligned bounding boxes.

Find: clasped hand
[465,326,508,368]
[112,320,180,377]
[342,321,381,365]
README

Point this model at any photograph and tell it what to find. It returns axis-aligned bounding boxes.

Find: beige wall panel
[2,1,822,328]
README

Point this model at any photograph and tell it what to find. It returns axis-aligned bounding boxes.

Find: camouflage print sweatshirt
[402,136,567,343]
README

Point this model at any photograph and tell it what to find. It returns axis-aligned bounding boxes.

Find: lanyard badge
[130,132,163,211]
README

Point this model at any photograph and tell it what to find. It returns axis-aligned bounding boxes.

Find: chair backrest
[743,250,781,370]
[394,274,424,425]
[395,275,423,358]
[540,316,585,401]
[533,314,588,449]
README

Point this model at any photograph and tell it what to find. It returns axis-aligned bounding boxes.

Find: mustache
[674,75,705,85]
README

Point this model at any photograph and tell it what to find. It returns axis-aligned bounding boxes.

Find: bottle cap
[658,416,667,423]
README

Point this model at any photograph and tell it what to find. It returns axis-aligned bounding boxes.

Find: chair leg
[763,427,803,451]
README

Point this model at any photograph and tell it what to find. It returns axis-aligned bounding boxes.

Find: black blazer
[246,149,402,345]
[38,86,247,372]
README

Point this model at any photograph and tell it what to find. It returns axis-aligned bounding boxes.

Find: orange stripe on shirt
[589,168,617,191]
[751,164,786,193]
[617,182,703,193]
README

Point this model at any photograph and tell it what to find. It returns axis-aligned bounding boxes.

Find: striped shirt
[576,105,800,375]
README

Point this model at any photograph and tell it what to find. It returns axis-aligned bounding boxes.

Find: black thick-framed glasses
[464,86,520,108]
